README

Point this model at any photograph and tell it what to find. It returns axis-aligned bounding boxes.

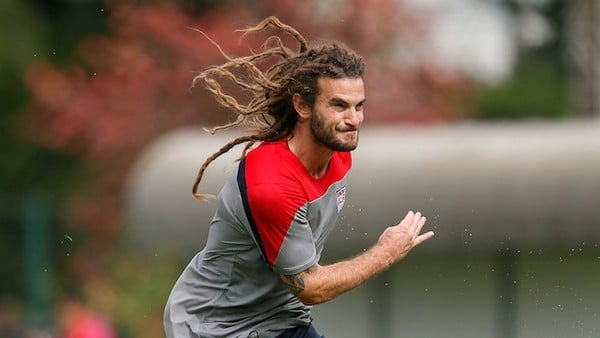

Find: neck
[286,133,334,179]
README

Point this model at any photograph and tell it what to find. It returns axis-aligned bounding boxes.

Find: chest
[305,178,348,248]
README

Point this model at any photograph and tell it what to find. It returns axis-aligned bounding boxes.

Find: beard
[310,109,359,151]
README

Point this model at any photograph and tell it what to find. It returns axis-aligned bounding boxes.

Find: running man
[164,16,434,338]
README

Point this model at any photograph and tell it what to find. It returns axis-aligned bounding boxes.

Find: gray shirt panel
[165,159,350,338]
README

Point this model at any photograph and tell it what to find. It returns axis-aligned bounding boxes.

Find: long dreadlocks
[192,16,365,200]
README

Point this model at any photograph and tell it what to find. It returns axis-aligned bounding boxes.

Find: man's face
[310,77,366,151]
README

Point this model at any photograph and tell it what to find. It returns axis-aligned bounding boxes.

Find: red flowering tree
[22,0,471,265]
[20,1,474,335]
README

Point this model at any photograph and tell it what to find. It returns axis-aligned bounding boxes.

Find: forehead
[316,77,365,102]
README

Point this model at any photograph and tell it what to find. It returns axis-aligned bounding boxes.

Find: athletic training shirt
[164,138,352,338]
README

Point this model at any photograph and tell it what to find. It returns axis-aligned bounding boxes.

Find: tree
[20,1,472,335]
[23,0,470,240]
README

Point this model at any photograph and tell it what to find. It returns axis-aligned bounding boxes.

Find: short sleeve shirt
[164,138,351,338]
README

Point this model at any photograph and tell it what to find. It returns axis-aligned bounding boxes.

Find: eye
[331,100,347,110]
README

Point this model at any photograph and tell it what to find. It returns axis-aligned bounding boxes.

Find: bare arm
[280,210,434,305]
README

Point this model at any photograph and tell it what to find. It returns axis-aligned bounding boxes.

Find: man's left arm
[280,210,434,305]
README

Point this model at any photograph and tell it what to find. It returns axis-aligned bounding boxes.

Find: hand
[377,210,434,264]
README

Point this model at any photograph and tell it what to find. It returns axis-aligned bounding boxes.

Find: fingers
[403,210,415,224]
[403,210,424,233]
[415,214,427,235]
[379,210,434,262]
[402,210,416,229]
[414,230,435,246]
[402,210,431,242]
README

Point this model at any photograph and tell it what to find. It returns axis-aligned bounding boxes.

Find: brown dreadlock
[192,16,365,200]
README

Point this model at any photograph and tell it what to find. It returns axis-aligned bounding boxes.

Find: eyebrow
[329,97,367,106]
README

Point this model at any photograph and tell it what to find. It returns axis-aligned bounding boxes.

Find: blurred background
[1,0,598,337]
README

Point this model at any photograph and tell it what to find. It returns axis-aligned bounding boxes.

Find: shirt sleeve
[247,182,317,275]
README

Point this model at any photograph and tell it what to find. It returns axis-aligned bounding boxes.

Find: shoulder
[245,140,290,173]
[239,141,308,212]
[246,139,285,160]
[243,139,304,186]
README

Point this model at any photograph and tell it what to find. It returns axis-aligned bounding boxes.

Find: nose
[344,107,363,128]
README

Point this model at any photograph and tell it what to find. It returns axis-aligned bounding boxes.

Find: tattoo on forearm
[281,265,317,294]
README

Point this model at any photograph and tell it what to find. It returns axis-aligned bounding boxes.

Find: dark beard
[310,109,359,151]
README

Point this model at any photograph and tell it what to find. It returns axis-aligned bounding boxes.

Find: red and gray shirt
[164,138,351,338]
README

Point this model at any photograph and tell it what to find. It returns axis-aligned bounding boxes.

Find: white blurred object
[125,120,600,255]
[405,0,518,85]
[516,8,554,48]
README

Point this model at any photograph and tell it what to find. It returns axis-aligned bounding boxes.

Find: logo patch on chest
[336,186,346,213]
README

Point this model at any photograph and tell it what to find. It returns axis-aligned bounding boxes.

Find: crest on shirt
[336,186,346,213]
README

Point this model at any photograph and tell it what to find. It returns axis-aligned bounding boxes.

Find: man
[164,17,434,338]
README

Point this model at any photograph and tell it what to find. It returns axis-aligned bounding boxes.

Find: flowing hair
[192,16,365,199]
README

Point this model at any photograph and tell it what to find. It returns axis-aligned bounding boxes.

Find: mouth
[339,130,358,140]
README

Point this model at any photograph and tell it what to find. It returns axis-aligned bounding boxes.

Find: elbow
[281,265,333,305]
[296,289,330,305]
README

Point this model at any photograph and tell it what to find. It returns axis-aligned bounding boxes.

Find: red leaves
[22,1,473,234]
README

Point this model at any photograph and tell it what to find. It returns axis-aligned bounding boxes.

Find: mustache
[337,127,359,132]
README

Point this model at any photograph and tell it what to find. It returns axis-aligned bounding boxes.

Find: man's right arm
[280,210,434,305]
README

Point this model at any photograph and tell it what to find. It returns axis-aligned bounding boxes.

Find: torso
[164,138,352,338]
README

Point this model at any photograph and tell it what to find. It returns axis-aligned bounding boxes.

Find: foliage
[5,0,572,336]
[18,1,474,336]
[21,0,471,239]
[477,55,567,119]
[0,0,93,306]
[58,247,183,338]
[476,0,568,119]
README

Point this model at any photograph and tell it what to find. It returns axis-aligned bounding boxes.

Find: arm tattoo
[281,265,318,294]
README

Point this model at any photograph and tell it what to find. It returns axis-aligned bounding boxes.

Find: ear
[292,93,311,121]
